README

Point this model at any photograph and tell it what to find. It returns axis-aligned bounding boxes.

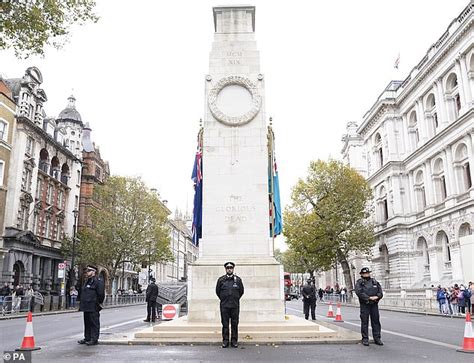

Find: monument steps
[146,322,321,333]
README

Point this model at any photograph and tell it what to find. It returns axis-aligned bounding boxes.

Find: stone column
[32,256,41,290]
[24,253,33,286]
[449,241,463,281]
[459,55,472,107]
[454,58,467,110]
[43,258,52,294]
[428,246,441,283]
[415,98,428,144]
[424,161,435,207]
[444,148,456,200]
[436,78,449,127]
[407,171,415,213]
[3,251,16,283]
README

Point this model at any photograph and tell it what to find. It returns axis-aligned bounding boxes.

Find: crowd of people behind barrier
[436,282,473,316]
[0,282,36,314]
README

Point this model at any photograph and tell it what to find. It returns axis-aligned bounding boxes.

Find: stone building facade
[340,3,474,289]
[0,79,17,276]
[0,67,83,294]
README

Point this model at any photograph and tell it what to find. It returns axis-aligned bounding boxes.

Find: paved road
[0,301,472,362]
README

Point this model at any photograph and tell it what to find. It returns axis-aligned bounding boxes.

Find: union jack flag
[191,149,203,246]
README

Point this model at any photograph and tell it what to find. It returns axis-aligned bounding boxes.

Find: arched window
[50,156,60,179]
[408,111,419,147]
[417,237,430,272]
[39,148,49,173]
[459,222,472,238]
[414,170,427,211]
[436,231,451,264]
[60,163,70,185]
[454,143,472,193]
[433,158,447,203]
[446,72,461,120]
[374,133,383,168]
[425,93,438,133]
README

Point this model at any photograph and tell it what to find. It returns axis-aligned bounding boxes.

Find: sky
[0,0,469,250]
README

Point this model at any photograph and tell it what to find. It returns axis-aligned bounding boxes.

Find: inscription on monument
[216,195,255,224]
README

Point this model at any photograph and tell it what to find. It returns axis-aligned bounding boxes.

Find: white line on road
[285,307,460,350]
[101,317,145,331]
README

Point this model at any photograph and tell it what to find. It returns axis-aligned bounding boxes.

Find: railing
[0,296,35,315]
[103,294,146,306]
[321,293,353,304]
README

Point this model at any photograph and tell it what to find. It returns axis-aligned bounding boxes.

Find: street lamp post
[71,209,79,287]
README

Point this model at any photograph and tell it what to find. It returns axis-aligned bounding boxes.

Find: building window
[0,160,4,186]
[21,168,32,192]
[441,176,447,200]
[75,195,79,209]
[47,184,53,205]
[433,159,447,203]
[454,144,472,193]
[414,171,427,211]
[26,137,34,155]
[0,120,7,141]
[77,170,81,185]
[57,190,63,208]
[455,94,461,114]
[39,149,49,174]
[374,133,383,168]
[377,186,388,223]
[36,179,42,199]
[465,163,472,189]
[44,217,50,238]
[95,166,101,180]
[33,213,39,234]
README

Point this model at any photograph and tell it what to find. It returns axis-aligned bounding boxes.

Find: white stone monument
[187,5,285,323]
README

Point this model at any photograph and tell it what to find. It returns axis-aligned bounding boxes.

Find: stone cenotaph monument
[187,5,284,323]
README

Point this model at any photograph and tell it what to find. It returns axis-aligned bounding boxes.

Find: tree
[0,0,98,58]
[284,160,374,290]
[62,176,172,289]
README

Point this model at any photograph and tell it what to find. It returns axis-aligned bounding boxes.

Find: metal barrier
[103,294,146,306]
[322,293,353,304]
[1,296,34,315]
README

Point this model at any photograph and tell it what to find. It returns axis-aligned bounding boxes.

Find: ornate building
[1,67,83,294]
[340,3,474,289]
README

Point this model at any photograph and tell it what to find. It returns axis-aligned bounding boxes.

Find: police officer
[144,278,158,322]
[215,262,244,348]
[302,278,316,320]
[78,265,105,346]
[355,267,383,346]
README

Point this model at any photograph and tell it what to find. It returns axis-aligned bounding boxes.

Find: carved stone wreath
[208,76,261,126]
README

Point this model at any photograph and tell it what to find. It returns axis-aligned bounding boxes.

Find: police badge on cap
[224,262,235,268]
[360,267,371,274]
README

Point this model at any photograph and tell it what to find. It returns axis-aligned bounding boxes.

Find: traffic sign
[162,304,180,320]
[58,263,66,269]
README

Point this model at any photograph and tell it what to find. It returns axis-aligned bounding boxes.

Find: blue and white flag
[191,149,202,246]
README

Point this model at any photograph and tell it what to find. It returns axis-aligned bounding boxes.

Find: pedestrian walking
[215,262,244,348]
[302,279,316,320]
[318,288,324,302]
[463,284,471,315]
[459,285,466,315]
[144,278,158,322]
[77,265,105,346]
[70,286,78,309]
[451,284,460,315]
[341,287,347,303]
[355,267,384,346]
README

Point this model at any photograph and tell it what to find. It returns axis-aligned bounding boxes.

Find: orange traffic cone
[327,302,334,318]
[457,312,474,354]
[334,302,344,322]
[16,312,40,351]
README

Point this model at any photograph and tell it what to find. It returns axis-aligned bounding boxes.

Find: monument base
[187,257,285,322]
[96,315,361,345]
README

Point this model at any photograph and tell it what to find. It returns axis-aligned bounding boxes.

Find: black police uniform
[215,274,244,345]
[302,282,316,320]
[145,282,159,322]
[79,276,105,343]
[355,276,383,343]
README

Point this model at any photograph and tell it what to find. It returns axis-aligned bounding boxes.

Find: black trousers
[146,301,157,321]
[220,306,239,344]
[303,299,316,320]
[360,303,381,341]
[83,311,100,342]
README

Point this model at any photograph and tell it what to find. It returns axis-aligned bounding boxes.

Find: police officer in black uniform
[355,267,384,346]
[302,278,316,320]
[215,262,244,348]
[144,278,159,322]
[78,265,105,346]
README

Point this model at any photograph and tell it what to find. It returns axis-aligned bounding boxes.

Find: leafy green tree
[0,0,98,58]
[62,176,172,288]
[284,160,374,290]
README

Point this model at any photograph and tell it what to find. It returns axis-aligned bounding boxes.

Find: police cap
[359,267,371,274]
[86,265,98,272]
[224,262,235,268]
